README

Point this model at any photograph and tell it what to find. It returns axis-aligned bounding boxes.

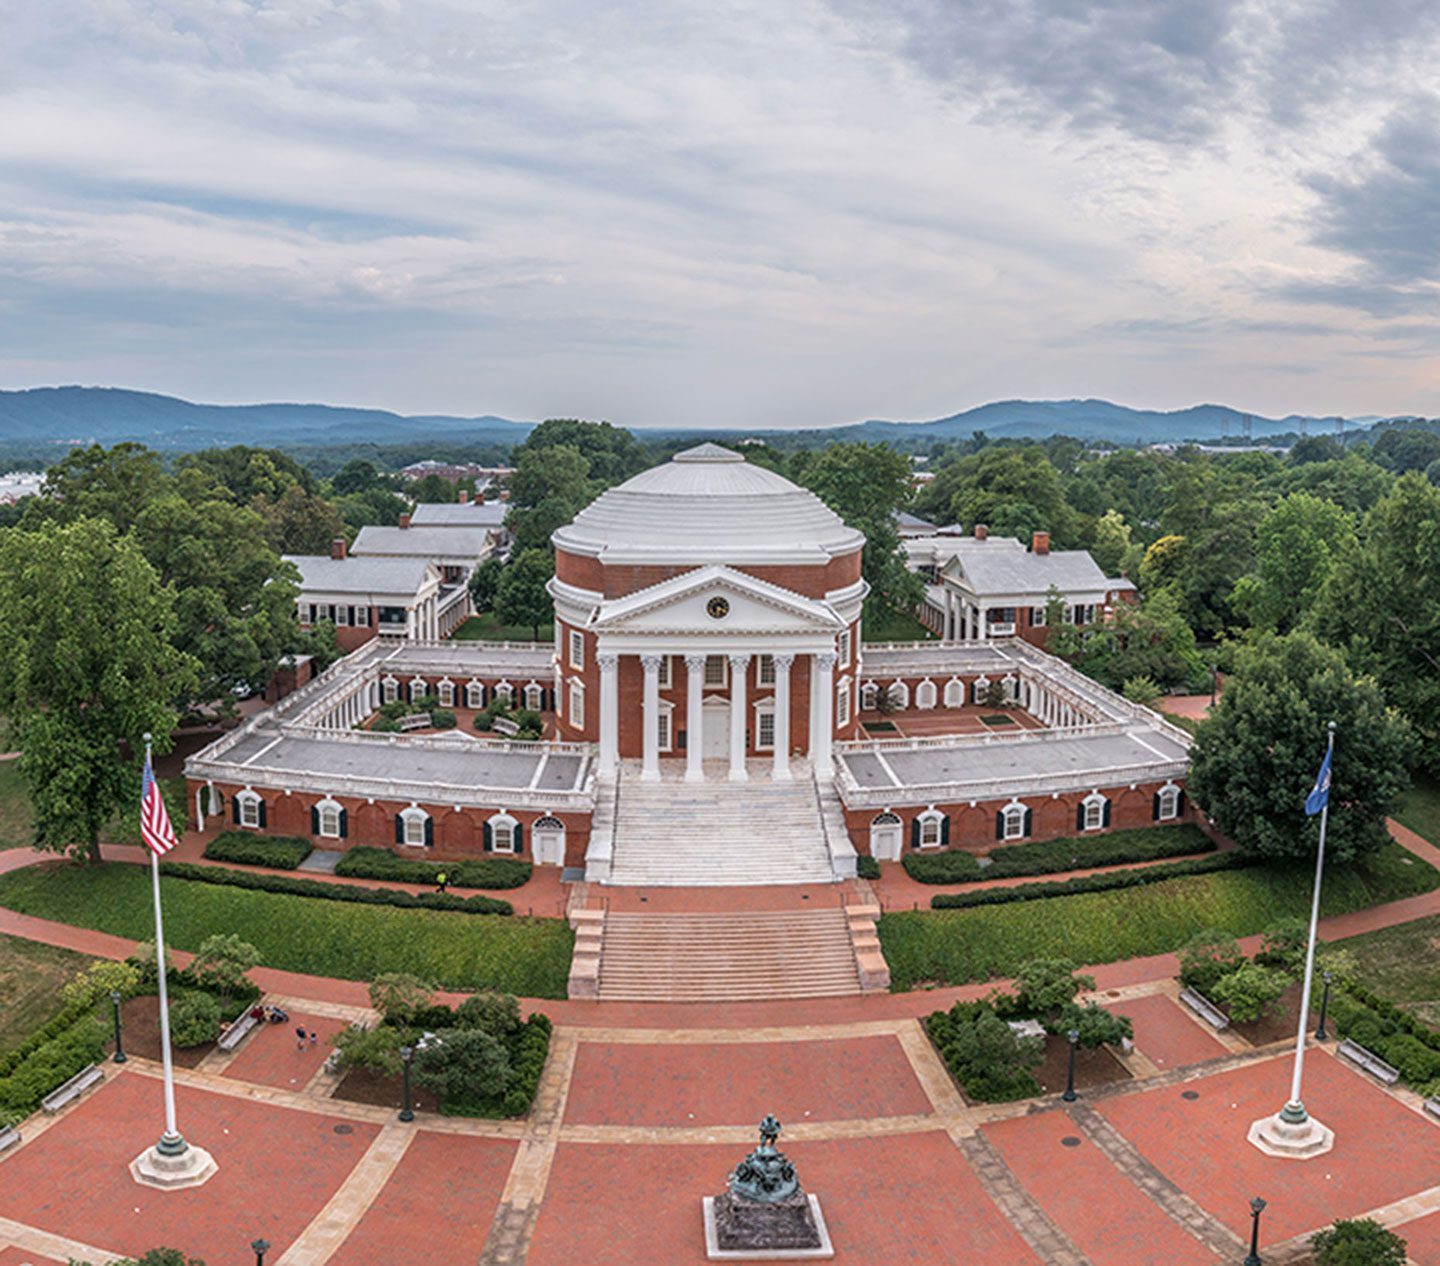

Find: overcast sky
[3,0,1438,427]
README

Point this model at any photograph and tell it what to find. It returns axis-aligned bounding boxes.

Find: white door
[870,818,903,862]
[702,698,730,759]
[533,818,566,866]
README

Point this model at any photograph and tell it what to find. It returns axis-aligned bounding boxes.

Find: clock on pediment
[706,595,731,620]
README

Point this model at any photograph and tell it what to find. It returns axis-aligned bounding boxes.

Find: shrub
[1177,930,1245,994]
[1122,675,1161,706]
[1310,1218,1408,1266]
[372,717,401,733]
[856,856,881,880]
[369,973,434,1024]
[0,1012,107,1126]
[202,832,312,869]
[1013,958,1095,1024]
[60,960,141,1011]
[1210,962,1291,1023]
[908,825,1215,886]
[69,1248,207,1266]
[430,709,457,730]
[926,1001,1043,1102]
[1056,1001,1133,1049]
[168,990,222,1047]
[501,1013,553,1116]
[380,700,409,721]
[904,851,983,884]
[1255,916,1308,970]
[333,847,532,891]
[333,1024,405,1077]
[413,1028,511,1106]
[160,860,515,914]
[188,934,261,1006]
[455,990,522,1038]
[931,852,1246,909]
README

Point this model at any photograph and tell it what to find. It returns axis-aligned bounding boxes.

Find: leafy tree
[513,418,649,486]
[1210,962,1290,1023]
[254,482,348,555]
[1121,675,1161,706]
[408,473,455,503]
[412,1027,511,1103]
[1373,426,1440,474]
[175,445,318,501]
[1090,508,1138,576]
[1310,1218,1407,1266]
[1012,958,1095,1025]
[61,960,142,1010]
[1310,473,1440,772]
[1231,493,1356,632]
[920,446,1075,544]
[335,486,408,531]
[69,1250,208,1266]
[1289,434,1344,465]
[936,1004,1044,1100]
[1177,930,1245,994]
[330,458,383,496]
[1266,453,1394,515]
[0,519,197,863]
[369,972,434,1023]
[21,442,166,535]
[188,934,261,1005]
[169,990,222,1047]
[333,1023,406,1077]
[1187,632,1415,863]
[494,549,554,640]
[506,444,595,554]
[1054,1001,1133,1048]
[455,990,522,1038]
[1072,588,1203,692]
[468,557,506,612]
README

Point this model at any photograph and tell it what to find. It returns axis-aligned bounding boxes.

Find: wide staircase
[606,762,839,886]
[596,907,862,1001]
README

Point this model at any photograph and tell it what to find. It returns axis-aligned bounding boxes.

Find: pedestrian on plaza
[436,871,449,894]
[309,1029,318,1049]
[296,1025,307,1051]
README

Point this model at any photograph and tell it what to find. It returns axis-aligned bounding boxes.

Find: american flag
[141,756,178,857]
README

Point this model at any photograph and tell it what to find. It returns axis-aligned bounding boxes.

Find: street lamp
[1210,660,1219,707]
[251,1239,271,1266]
[1242,1197,1266,1266]
[1315,971,1333,1042]
[1062,1028,1080,1103]
[109,989,127,1064]
[399,1045,415,1123]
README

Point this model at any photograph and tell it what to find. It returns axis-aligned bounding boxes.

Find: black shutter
[311,806,320,835]
[911,818,921,850]
[257,799,267,828]
[513,821,524,852]
[1102,799,1112,828]
[232,797,241,825]
[1023,808,1033,837]
[1177,790,1187,815]
[940,815,950,847]
[677,730,687,751]
[483,821,493,852]
[995,811,1004,841]
[424,817,434,848]
[1076,803,1086,832]
[1152,792,1161,821]
[339,808,348,838]
[395,815,404,845]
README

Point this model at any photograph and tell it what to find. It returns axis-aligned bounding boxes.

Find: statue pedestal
[130,1142,218,1190]
[702,1192,834,1260]
[1247,1111,1334,1160]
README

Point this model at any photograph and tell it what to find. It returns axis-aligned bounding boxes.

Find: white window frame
[836,677,851,727]
[488,812,518,854]
[943,678,964,708]
[382,676,399,704]
[888,680,909,710]
[704,655,728,688]
[524,682,544,711]
[568,628,584,670]
[837,629,852,668]
[314,796,342,839]
[972,675,991,705]
[657,702,675,752]
[494,681,514,704]
[917,809,944,849]
[438,680,454,707]
[335,605,350,627]
[568,680,585,729]
[860,682,878,711]
[1157,782,1181,821]
[400,805,430,847]
[1002,674,1019,706]
[354,605,370,627]
[755,703,776,751]
[1031,606,1047,627]
[237,789,262,830]
[915,679,937,710]
[1082,791,1107,832]
[657,655,672,689]
[466,680,484,709]
[1002,800,1028,841]
[757,654,776,687]
[409,676,427,703]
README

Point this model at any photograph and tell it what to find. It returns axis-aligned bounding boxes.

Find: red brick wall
[189,779,591,865]
[842,779,1188,854]
[554,548,863,601]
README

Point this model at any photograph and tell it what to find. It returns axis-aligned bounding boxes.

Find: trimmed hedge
[905,824,1214,885]
[856,856,881,881]
[203,831,312,870]
[161,861,514,916]
[0,1011,107,1126]
[334,846,532,891]
[931,852,1245,909]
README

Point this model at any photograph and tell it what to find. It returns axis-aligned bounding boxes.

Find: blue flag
[1305,747,1332,817]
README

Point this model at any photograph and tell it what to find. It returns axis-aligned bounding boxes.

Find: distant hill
[0,386,1389,455]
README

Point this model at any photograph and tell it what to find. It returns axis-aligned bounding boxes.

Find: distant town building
[397,460,515,484]
[0,471,44,504]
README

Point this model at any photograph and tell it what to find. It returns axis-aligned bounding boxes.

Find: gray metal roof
[409,502,509,528]
[284,554,435,597]
[943,539,1113,597]
[352,525,494,560]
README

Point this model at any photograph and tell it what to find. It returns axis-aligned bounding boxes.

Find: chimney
[398,513,411,530]
[458,489,470,504]
[499,490,510,501]
[1032,531,1050,556]
[331,537,347,561]
[973,523,988,541]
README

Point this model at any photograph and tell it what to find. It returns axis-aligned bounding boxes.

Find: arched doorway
[701,695,730,760]
[870,812,903,862]
[533,816,567,866]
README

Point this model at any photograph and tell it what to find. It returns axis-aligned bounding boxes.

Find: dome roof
[553,443,865,565]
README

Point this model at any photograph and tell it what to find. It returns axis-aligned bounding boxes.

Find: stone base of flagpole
[1247,1107,1334,1160]
[130,1137,218,1190]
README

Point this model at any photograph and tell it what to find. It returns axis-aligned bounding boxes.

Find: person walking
[309,1029,318,1050]
[436,871,449,894]
[295,1025,307,1051]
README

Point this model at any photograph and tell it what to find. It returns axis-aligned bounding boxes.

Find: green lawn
[880,842,1438,991]
[0,761,34,851]
[451,614,554,643]
[861,606,936,643]
[1339,916,1440,1028]
[0,933,94,1055]
[1396,773,1440,847]
[0,864,575,999]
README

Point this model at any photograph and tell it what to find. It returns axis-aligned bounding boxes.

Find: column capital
[684,652,708,670]
[773,652,795,671]
[597,652,619,670]
[639,654,664,673]
[727,652,751,669]
[814,651,837,671]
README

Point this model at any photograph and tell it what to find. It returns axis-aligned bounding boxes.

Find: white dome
[553,443,865,565]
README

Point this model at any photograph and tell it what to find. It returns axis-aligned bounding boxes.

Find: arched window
[914,808,946,849]
[915,680,937,710]
[860,682,878,711]
[312,796,345,839]
[466,680,485,709]
[409,676,427,703]
[657,700,675,751]
[1002,674,1019,705]
[235,789,264,830]
[1155,782,1182,822]
[887,680,909,709]
[1080,791,1109,832]
[494,681,514,705]
[943,678,964,708]
[755,702,776,751]
[533,815,566,865]
[437,679,455,707]
[870,811,902,861]
[486,812,521,854]
[972,675,991,705]
[382,675,399,704]
[398,805,431,848]
[524,682,544,711]
[999,799,1029,841]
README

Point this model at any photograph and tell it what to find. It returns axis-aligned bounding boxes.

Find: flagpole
[144,733,188,1158]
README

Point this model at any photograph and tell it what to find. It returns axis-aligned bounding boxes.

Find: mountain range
[0,386,1387,453]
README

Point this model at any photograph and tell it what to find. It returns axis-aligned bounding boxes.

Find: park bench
[398,712,432,732]
[1178,987,1230,1031]
[217,1010,261,1053]
[0,1126,20,1155]
[41,1063,104,1114]
[1337,1038,1400,1085]
[491,716,520,738]
[1424,1096,1440,1122]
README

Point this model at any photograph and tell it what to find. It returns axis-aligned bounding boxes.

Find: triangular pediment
[593,566,842,634]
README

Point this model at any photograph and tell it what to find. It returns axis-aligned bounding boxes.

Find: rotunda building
[549,443,868,781]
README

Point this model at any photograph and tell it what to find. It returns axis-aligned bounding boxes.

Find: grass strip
[161,861,514,915]
[904,824,1214,885]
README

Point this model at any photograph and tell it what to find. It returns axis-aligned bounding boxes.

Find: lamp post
[110,989,127,1064]
[251,1238,271,1266]
[1315,971,1333,1042]
[1242,1197,1266,1266]
[399,1045,415,1123]
[1062,1028,1080,1103]
[1210,661,1219,707]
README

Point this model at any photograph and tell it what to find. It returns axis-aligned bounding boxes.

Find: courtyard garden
[1397,773,1440,847]
[451,613,555,643]
[0,932,94,1054]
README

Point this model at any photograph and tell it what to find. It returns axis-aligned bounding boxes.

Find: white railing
[835,721,1127,755]
[277,725,593,760]
[834,757,1190,809]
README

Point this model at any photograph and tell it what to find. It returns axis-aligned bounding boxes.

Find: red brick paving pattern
[985,1108,1221,1266]
[0,1250,64,1266]
[1115,993,1229,1071]
[0,1072,376,1261]
[1392,1208,1440,1266]
[562,1036,932,1128]
[219,1009,350,1092]
[529,1133,1043,1265]
[1099,1050,1440,1243]
[326,1131,518,1265]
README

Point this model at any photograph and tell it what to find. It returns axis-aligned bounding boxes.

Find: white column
[772,653,794,781]
[811,651,835,780]
[640,654,662,781]
[598,653,619,773]
[685,653,706,783]
[728,653,750,782]
[978,605,988,641]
